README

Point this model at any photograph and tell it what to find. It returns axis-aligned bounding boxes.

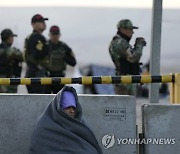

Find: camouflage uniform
[45,25,76,94]
[109,19,146,95]
[0,29,23,93]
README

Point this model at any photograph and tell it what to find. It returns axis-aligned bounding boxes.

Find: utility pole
[149,0,163,103]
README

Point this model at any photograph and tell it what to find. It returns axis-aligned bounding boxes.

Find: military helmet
[117,19,138,30]
[1,29,17,41]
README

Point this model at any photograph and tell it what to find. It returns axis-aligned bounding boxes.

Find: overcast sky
[0,0,179,73]
[0,0,180,8]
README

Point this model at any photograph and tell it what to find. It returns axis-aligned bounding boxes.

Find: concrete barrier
[0,94,136,154]
[142,104,180,154]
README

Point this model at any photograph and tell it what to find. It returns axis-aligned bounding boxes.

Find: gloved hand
[135,37,146,46]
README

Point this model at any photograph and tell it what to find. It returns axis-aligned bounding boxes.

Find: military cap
[31,14,48,23]
[117,19,138,30]
[50,25,60,35]
[1,29,17,40]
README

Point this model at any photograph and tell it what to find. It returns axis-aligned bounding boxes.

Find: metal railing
[0,73,179,103]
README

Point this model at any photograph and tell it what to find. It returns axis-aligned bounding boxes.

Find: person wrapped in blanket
[29,86,103,154]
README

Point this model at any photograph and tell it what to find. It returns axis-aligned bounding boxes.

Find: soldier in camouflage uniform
[45,25,76,94]
[24,14,50,93]
[109,19,146,95]
[0,29,23,93]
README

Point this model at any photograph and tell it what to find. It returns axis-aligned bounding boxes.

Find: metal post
[170,73,175,104]
[174,73,180,103]
[149,0,163,103]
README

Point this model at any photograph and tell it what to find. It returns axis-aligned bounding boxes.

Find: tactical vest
[24,34,50,70]
[119,58,141,75]
[0,47,8,75]
[48,43,66,72]
[109,35,141,75]
[0,45,22,77]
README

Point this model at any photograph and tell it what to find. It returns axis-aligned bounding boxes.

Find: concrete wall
[142,104,180,154]
[0,94,136,154]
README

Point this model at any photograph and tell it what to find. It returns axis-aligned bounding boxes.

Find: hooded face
[61,91,77,118]
[63,106,76,118]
